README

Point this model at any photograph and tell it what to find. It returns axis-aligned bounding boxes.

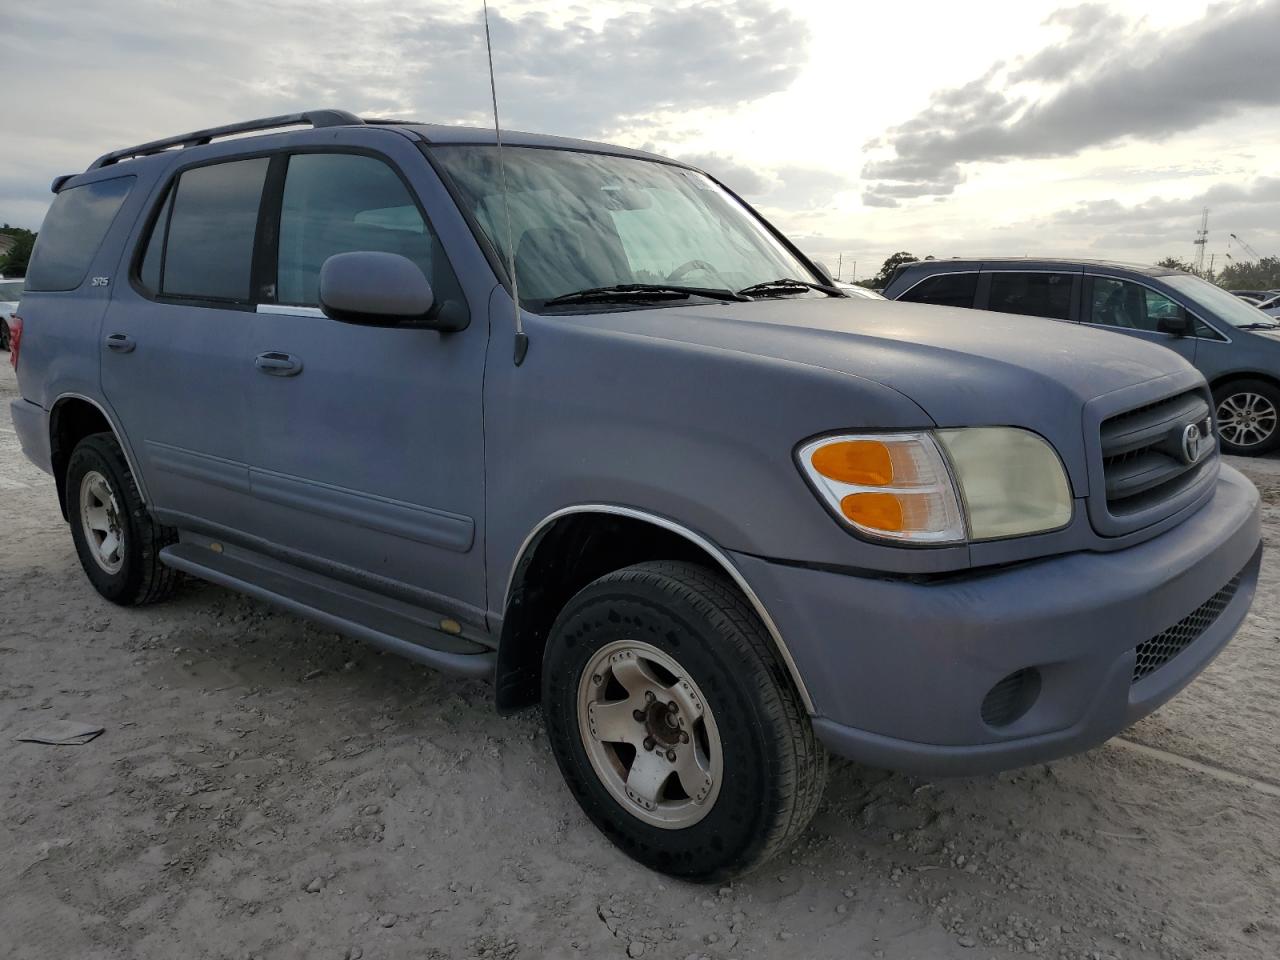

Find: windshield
[0,280,23,300]
[1163,274,1279,328]
[432,145,818,308]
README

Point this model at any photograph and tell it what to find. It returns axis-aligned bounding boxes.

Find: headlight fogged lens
[937,428,1072,539]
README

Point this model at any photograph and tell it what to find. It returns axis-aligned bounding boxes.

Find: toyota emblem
[1181,423,1202,464]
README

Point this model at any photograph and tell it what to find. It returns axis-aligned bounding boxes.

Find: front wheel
[541,561,826,879]
[1214,379,1280,456]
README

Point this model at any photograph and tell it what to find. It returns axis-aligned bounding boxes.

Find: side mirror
[810,259,836,284]
[319,251,465,331]
[1159,307,1193,338]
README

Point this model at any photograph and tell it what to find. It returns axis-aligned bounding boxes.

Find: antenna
[482,1,528,365]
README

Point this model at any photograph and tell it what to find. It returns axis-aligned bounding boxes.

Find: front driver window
[275,152,461,309]
[1090,278,1181,332]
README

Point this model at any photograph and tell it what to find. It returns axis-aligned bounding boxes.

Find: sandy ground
[2,359,1279,960]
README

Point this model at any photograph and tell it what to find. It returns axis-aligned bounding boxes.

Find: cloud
[675,153,850,209]
[1043,176,1280,253]
[862,0,1280,201]
[676,152,775,196]
[1,0,809,228]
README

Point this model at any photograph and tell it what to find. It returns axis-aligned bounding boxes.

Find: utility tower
[1192,207,1209,275]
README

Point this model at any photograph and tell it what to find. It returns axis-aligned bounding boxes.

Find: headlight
[798,428,1071,545]
[937,428,1072,539]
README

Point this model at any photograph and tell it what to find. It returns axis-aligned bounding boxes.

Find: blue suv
[884,258,1280,455]
[9,113,1262,878]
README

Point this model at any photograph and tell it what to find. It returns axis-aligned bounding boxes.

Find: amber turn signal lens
[840,492,904,532]
[811,439,893,486]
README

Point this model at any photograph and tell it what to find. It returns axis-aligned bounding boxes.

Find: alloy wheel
[577,639,723,829]
[1217,392,1278,449]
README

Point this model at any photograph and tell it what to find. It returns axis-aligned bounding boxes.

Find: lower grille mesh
[1132,574,1242,683]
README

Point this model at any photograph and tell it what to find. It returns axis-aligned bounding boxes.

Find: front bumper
[9,397,52,475]
[734,464,1262,777]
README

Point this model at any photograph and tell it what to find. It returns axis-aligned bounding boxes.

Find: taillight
[8,316,22,370]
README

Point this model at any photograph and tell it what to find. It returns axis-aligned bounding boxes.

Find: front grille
[1132,573,1242,683]
[1100,389,1215,517]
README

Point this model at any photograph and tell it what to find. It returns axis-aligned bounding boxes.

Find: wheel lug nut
[668,700,678,712]
[679,731,689,743]
[666,750,676,761]
[633,709,646,722]
[592,674,602,685]
[643,737,655,751]
[645,691,656,703]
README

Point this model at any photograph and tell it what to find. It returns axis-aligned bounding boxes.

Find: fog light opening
[980,667,1041,728]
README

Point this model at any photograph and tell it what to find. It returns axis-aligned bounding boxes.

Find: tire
[541,560,826,880]
[1214,379,1280,456]
[66,432,180,605]
[0,319,8,352]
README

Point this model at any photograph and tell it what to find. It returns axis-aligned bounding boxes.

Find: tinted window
[1090,278,1182,332]
[987,272,1073,320]
[277,153,460,308]
[25,177,134,291]
[138,187,173,293]
[898,272,977,308]
[161,158,269,301]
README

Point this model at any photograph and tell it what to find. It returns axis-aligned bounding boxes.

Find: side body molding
[504,504,816,714]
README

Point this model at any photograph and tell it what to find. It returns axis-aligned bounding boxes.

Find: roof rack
[86,109,364,171]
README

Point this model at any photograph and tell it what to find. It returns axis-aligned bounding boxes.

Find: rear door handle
[254,351,303,376]
[105,333,136,353]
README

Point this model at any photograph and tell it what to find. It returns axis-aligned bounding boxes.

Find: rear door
[241,142,489,620]
[980,269,1080,321]
[1081,274,1197,365]
[100,156,267,530]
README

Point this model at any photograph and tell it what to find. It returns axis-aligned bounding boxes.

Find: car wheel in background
[541,560,826,880]
[1214,379,1280,456]
[66,432,181,605]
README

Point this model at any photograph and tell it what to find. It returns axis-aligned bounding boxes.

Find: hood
[576,297,1201,497]
[583,297,1193,422]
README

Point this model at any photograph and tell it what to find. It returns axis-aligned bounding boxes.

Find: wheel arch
[1209,370,1280,395]
[495,505,815,715]
[49,394,145,520]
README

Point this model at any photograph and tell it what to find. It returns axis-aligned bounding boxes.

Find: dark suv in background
[884,259,1280,456]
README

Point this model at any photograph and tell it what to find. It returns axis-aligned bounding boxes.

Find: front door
[242,147,488,621]
[1081,275,1198,365]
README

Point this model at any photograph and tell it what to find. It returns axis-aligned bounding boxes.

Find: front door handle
[254,351,303,376]
[105,333,136,353]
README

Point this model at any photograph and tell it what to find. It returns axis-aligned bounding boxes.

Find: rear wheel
[1214,379,1280,455]
[66,432,180,605]
[0,319,9,351]
[541,560,826,879]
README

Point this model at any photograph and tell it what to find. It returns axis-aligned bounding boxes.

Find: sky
[2,0,1278,281]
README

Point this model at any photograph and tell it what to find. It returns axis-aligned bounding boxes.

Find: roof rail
[87,109,364,170]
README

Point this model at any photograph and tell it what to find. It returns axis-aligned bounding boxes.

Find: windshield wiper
[1237,322,1280,330]
[542,283,751,307]
[736,278,843,298]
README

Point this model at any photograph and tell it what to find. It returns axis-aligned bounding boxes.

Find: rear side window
[25,177,135,292]
[140,157,269,302]
[898,272,978,308]
[275,152,460,308]
[987,272,1073,320]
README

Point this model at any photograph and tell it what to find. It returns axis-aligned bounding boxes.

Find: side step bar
[160,543,495,680]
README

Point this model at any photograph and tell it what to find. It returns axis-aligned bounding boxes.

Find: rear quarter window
[25,177,135,292]
[897,271,978,308]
